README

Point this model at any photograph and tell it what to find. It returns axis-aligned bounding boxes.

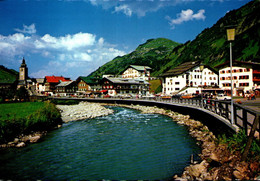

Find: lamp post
[200,64,204,108]
[226,27,235,124]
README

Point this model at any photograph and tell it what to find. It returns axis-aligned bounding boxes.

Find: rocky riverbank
[56,101,114,122]
[0,131,49,148]
[0,102,113,148]
[111,104,259,180]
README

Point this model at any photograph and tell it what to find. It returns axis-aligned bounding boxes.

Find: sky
[0,0,252,80]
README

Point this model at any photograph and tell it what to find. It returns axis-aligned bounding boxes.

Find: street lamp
[200,63,204,108]
[226,26,235,124]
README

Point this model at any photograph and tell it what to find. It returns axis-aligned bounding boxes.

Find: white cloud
[37,33,96,50]
[14,24,36,34]
[0,24,126,79]
[166,9,206,29]
[91,0,180,17]
[114,5,133,16]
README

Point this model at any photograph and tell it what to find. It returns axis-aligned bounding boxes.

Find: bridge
[48,96,260,138]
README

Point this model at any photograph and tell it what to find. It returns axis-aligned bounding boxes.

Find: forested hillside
[88,0,260,78]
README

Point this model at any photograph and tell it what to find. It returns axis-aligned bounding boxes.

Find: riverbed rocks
[57,102,114,122]
[0,131,47,148]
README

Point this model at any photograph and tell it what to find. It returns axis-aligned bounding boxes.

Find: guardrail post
[241,114,259,161]
[234,104,237,125]
[242,109,248,135]
[225,102,229,120]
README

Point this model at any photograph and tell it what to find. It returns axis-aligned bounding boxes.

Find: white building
[162,61,218,95]
[35,78,45,94]
[216,61,260,96]
[122,65,151,81]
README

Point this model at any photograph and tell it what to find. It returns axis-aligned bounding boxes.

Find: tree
[16,86,29,101]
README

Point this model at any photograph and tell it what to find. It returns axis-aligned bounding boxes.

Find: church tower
[19,57,28,81]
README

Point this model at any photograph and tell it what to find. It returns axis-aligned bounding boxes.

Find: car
[215,94,231,101]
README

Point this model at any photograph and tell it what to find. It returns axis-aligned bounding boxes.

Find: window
[239,69,243,72]
[175,88,180,90]
[220,70,225,74]
[239,83,249,87]
[223,83,231,87]
[244,68,250,72]
[175,82,180,85]
[239,75,249,79]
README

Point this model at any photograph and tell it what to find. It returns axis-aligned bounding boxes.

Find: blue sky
[0,0,251,80]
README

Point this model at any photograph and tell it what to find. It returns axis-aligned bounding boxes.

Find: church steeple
[19,57,28,81]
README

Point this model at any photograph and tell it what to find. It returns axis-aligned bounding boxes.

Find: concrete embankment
[56,102,114,122]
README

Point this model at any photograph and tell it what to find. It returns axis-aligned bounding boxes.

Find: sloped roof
[45,76,70,83]
[161,61,201,77]
[214,60,260,69]
[56,80,74,87]
[36,78,45,84]
[129,65,152,71]
[103,77,149,85]
[77,76,101,84]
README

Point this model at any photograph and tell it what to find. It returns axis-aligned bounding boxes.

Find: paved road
[239,98,260,113]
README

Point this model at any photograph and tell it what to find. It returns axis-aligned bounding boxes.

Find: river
[0,106,200,180]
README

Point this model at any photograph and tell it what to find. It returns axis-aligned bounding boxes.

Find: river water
[0,106,200,180]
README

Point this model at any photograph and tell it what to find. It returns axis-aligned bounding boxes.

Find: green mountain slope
[163,0,260,72]
[88,0,259,78]
[88,38,180,77]
[0,65,18,84]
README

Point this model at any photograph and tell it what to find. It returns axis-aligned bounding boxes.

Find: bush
[218,129,260,160]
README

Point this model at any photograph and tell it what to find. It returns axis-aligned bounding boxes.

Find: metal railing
[140,97,260,136]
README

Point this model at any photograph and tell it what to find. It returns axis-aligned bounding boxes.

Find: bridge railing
[140,97,259,136]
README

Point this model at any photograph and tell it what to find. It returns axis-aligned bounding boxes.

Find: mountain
[162,0,260,73]
[0,65,18,84]
[88,0,260,78]
[88,38,180,78]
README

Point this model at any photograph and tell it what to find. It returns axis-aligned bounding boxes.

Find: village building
[122,65,152,80]
[76,76,101,93]
[35,78,45,95]
[161,61,218,95]
[100,77,149,97]
[44,76,71,96]
[56,80,77,97]
[216,60,260,96]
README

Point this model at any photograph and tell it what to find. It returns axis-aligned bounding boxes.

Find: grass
[149,79,162,94]
[0,102,44,120]
[0,101,62,143]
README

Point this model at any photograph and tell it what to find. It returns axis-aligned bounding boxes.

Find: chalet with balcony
[56,80,77,96]
[161,61,218,95]
[76,76,101,93]
[100,77,149,96]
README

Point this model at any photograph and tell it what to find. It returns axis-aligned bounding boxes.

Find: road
[240,98,260,113]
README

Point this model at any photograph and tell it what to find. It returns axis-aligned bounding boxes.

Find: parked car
[215,94,231,101]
